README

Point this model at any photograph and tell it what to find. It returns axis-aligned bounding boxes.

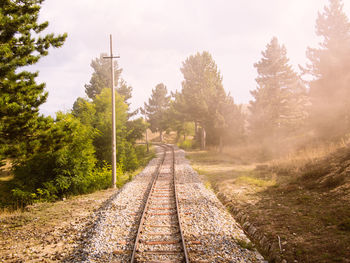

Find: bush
[135,144,155,167]
[177,139,193,150]
[69,163,115,194]
[12,113,97,204]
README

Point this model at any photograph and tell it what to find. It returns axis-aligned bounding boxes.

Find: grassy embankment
[186,143,350,263]
[0,146,156,261]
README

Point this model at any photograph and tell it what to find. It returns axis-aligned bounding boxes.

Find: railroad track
[130,144,189,263]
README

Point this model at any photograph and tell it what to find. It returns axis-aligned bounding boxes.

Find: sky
[29,0,350,116]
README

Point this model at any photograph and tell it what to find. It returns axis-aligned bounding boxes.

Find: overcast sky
[30,0,350,116]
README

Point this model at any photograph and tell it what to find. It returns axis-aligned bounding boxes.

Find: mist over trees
[305,0,350,140]
[169,51,244,150]
[155,0,350,158]
[249,37,308,146]
[3,0,350,207]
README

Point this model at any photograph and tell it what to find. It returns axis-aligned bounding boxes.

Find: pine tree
[177,51,227,148]
[144,83,170,142]
[84,53,122,99]
[0,0,67,159]
[249,37,307,141]
[305,0,350,139]
[216,95,245,151]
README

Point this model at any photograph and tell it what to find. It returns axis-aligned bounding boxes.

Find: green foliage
[69,164,117,195]
[173,51,244,147]
[0,0,67,160]
[84,53,122,99]
[11,113,97,204]
[72,87,145,173]
[72,97,96,126]
[93,88,128,164]
[78,53,147,170]
[177,139,193,150]
[144,83,171,141]
[126,118,147,144]
[177,51,226,125]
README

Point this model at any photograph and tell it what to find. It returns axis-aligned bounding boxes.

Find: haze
[30,0,350,116]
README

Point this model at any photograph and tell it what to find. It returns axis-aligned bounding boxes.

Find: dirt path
[0,189,117,262]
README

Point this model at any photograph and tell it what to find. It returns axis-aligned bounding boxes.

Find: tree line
[0,0,149,207]
[144,0,350,158]
[1,0,349,206]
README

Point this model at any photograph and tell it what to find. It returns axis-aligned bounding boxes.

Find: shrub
[12,113,97,204]
[135,144,155,167]
[177,139,193,150]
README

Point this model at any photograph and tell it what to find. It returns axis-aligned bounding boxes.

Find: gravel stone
[64,146,265,262]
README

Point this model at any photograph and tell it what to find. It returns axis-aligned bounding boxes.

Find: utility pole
[144,106,149,153]
[104,35,120,188]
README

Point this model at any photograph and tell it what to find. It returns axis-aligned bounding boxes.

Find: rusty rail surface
[130,144,189,263]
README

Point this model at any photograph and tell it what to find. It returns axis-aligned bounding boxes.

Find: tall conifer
[305,0,350,138]
[0,0,67,158]
[249,37,307,141]
[144,83,170,142]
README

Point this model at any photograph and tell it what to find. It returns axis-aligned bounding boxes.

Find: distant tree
[216,95,245,152]
[144,83,171,142]
[304,0,350,139]
[167,99,195,141]
[249,37,308,142]
[0,0,67,160]
[84,53,122,99]
[176,51,236,149]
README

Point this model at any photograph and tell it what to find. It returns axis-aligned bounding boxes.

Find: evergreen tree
[249,37,307,141]
[0,0,67,159]
[304,0,350,139]
[118,78,138,117]
[85,55,138,119]
[144,83,170,142]
[12,112,98,203]
[176,51,232,148]
[84,53,122,99]
[216,95,245,151]
[118,79,133,106]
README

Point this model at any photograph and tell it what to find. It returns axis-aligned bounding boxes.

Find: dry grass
[186,143,350,263]
[271,139,349,168]
[147,130,178,144]
[0,188,117,262]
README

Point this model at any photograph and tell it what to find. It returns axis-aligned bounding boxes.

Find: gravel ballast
[175,147,265,263]
[66,146,265,262]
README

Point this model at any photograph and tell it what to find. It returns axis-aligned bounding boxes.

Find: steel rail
[130,144,189,263]
[168,144,190,263]
[130,144,167,263]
